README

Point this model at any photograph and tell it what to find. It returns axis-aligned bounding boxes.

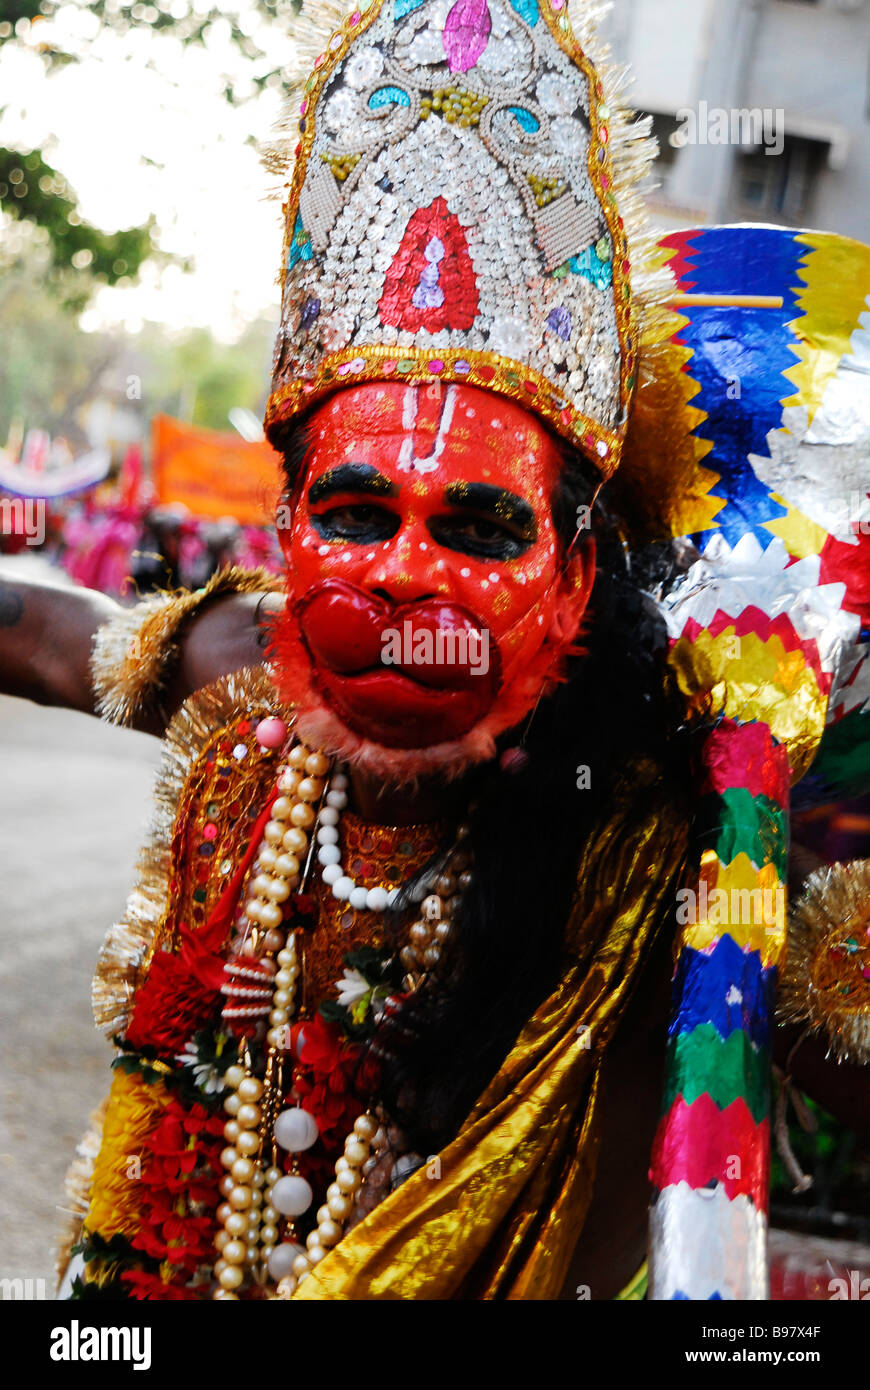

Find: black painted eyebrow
[443,482,536,537]
[308,464,398,504]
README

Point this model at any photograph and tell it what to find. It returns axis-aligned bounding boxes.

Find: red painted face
[273,381,595,765]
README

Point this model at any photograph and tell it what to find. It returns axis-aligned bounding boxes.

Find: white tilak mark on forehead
[397,385,457,475]
[397,387,418,473]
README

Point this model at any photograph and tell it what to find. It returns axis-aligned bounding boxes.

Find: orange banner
[151,415,281,524]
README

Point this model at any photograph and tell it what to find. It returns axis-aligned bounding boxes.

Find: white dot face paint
[460,567,471,578]
[318,545,330,556]
[488,572,499,583]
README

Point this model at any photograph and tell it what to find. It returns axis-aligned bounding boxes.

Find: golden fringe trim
[90,566,281,728]
[261,0,348,188]
[777,861,870,1065]
[91,665,281,1038]
[55,1097,108,1288]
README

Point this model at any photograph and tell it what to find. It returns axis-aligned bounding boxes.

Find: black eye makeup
[304,467,539,560]
[426,514,534,560]
[310,503,401,544]
[431,481,538,560]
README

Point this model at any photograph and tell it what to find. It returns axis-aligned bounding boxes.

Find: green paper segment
[663,1023,769,1123]
[695,789,788,878]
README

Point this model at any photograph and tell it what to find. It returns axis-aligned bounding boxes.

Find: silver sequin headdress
[265,0,666,477]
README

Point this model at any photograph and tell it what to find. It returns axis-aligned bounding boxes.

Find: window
[733,135,828,223]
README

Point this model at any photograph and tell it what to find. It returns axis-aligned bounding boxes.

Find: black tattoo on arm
[0,584,23,627]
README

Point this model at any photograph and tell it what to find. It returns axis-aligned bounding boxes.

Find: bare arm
[0,572,118,715]
[0,569,284,736]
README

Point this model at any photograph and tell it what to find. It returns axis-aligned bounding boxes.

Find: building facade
[600,0,870,238]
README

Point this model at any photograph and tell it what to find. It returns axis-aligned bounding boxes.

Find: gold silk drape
[294,756,689,1300]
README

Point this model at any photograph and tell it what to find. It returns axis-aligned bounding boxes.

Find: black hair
[280,427,690,1155]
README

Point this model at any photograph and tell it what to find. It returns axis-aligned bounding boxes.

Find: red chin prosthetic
[270,381,594,782]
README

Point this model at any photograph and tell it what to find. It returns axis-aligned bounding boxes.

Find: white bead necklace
[315,766,402,911]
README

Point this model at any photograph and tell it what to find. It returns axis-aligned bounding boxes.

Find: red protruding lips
[295,580,500,746]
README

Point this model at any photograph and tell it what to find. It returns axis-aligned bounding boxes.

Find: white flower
[174,1040,224,1095]
[335,968,369,1010]
[193,1063,224,1096]
[344,46,383,90]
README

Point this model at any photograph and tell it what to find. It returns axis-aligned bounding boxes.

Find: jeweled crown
[265,0,660,476]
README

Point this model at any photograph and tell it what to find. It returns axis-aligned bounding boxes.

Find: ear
[548,536,597,645]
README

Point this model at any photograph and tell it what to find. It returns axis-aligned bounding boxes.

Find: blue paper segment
[508,105,539,132]
[677,227,805,549]
[668,935,775,1047]
[287,213,313,270]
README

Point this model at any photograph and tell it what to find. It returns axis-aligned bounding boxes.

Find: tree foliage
[0,0,303,304]
[0,147,154,300]
[0,248,276,445]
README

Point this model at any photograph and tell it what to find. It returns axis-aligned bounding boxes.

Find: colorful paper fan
[624,225,870,1299]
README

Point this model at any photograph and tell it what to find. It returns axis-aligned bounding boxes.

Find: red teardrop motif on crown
[378,197,479,335]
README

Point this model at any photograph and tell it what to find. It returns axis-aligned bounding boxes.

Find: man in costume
[2,0,870,1300]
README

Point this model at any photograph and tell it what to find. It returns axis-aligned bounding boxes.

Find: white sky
[0,5,299,339]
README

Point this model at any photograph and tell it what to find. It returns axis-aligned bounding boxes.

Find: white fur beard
[272,649,558,791]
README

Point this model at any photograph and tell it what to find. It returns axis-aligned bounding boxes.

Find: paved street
[0,688,160,1292]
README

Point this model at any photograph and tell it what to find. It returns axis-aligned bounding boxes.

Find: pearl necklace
[211,724,471,1300]
[315,766,404,911]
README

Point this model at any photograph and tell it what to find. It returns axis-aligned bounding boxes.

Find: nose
[361,521,447,607]
[371,584,438,605]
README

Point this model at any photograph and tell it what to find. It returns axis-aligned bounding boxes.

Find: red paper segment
[650,1093,769,1206]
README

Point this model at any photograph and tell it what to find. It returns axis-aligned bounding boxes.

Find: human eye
[427,513,534,560]
[309,503,400,543]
